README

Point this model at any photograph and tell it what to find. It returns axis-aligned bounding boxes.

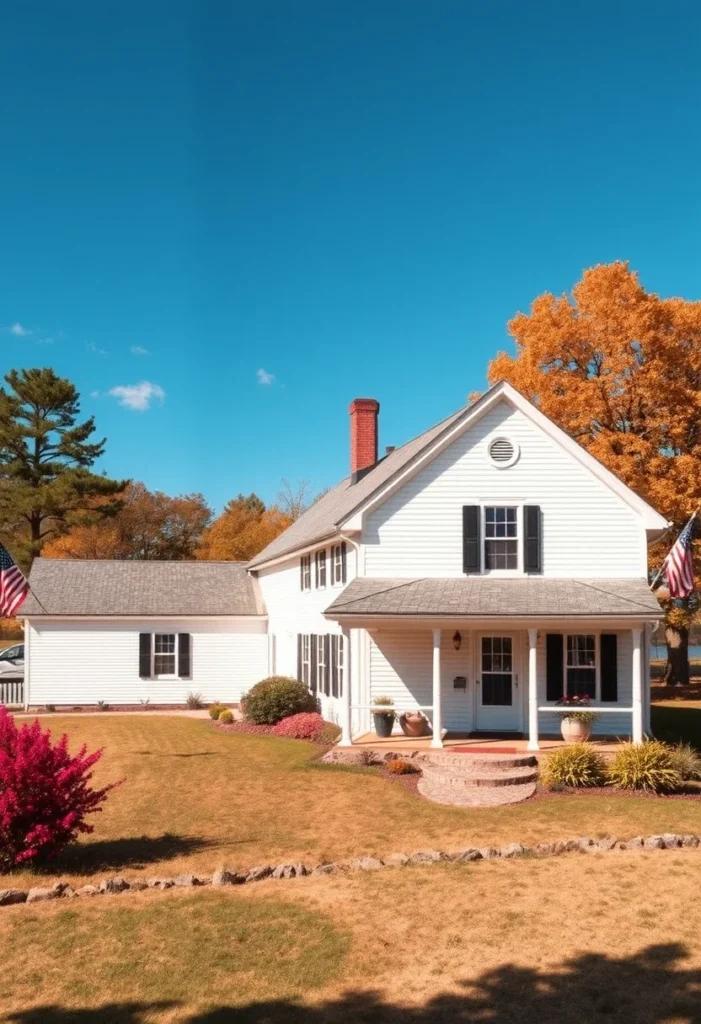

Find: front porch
[333,618,653,751]
[347,731,625,756]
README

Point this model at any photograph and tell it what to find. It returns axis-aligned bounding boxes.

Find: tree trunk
[663,622,690,686]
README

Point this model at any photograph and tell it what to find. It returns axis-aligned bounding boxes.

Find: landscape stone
[575,837,595,852]
[0,889,27,906]
[76,885,99,897]
[659,834,683,849]
[681,835,700,848]
[478,847,500,859]
[146,878,174,889]
[625,837,645,850]
[535,842,557,855]
[312,863,342,875]
[643,836,665,850]
[27,886,61,903]
[245,865,273,883]
[595,837,619,852]
[408,850,446,865]
[212,868,244,886]
[129,880,148,891]
[382,853,410,867]
[453,849,483,862]
[271,863,308,879]
[99,877,130,894]
[350,856,384,871]
[501,843,526,858]
[172,874,200,887]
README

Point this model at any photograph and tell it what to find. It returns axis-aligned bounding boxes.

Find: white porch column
[632,626,643,744]
[430,628,443,749]
[527,628,539,752]
[338,626,352,747]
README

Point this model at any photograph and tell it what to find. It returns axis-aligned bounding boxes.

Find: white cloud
[90,390,101,399]
[107,381,165,411]
[87,342,107,356]
[131,345,149,356]
[257,368,275,386]
[9,322,31,336]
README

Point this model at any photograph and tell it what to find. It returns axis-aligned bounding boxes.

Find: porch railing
[0,679,24,707]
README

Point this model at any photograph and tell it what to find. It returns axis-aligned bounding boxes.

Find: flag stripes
[0,545,29,617]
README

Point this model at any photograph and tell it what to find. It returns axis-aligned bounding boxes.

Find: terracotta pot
[560,716,592,742]
[400,714,430,738]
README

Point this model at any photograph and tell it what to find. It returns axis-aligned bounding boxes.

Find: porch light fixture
[452,631,462,651]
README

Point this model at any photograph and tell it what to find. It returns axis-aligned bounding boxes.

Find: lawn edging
[2,831,699,910]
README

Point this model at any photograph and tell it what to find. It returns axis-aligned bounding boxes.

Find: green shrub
[242,676,317,725]
[607,740,681,792]
[540,744,607,788]
[209,702,227,720]
[667,742,701,782]
[185,691,205,710]
[218,709,234,724]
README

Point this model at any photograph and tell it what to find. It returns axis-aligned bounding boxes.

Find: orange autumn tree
[486,261,701,683]
[195,493,292,562]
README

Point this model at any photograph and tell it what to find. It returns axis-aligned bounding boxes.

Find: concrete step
[420,764,538,789]
[426,752,537,772]
[418,776,536,807]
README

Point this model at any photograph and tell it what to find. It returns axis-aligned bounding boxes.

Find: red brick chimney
[349,398,380,483]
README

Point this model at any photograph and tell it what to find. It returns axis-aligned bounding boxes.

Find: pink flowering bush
[0,708,119,869]
[272,712,332,741]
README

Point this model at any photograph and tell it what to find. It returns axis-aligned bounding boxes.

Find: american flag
[0,544,29,617]
[663,513,697,599]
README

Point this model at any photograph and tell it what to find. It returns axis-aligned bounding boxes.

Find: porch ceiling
[324,576,660,620]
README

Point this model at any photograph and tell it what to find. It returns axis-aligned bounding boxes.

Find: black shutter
[310,634,318,693]
[324,634,331,695]
[462,505,480,574]
[524,505,542,574]
[331,636,339,697]
[297,633,303,682]
[139,633,152,678]
[178,633,192,678]
[341,542,347,583]
[601,634,618,702]
[546,633,564,701]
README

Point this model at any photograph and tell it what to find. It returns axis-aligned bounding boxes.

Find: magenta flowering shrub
[272,712,327,740]
[0,708,119,869]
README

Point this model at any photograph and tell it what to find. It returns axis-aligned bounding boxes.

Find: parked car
[0,643,24,678]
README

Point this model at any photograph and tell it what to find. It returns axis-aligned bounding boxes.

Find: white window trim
[301,634,311,687]
[315,549,327,590]
[334,634,344,697]
[563,632,600,701]
[331,544,344,587]
[152,632,178,680]
[316,635,327,694]
[479,502,524,577]
[301,554,312,592]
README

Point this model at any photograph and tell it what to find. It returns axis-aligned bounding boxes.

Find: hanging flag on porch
[661,512,697,599]
[0,544,29,617]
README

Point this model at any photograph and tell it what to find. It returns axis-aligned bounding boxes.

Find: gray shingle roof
[324,577,661,618]
[21,559,265,617]
[247,406,466,567]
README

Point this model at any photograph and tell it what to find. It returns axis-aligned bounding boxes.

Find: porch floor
[349,732,624,754]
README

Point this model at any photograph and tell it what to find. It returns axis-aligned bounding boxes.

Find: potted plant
[556,695,598,742]
[372,696,396,738]
[399,709,430,738]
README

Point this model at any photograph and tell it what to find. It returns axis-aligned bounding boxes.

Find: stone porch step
[418,776,537,807]
[420,764,538,789]
[425,752,537,772]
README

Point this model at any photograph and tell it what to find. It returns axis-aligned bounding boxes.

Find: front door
[474,634,522,732]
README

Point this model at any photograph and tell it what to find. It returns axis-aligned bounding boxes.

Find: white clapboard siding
[257,547,358,723]
[27,618,268,707]
[363,400,645,578]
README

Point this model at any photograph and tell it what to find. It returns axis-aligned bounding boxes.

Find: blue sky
[2,1,700,511]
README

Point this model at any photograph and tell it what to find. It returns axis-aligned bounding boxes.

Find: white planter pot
[560,717,592,742]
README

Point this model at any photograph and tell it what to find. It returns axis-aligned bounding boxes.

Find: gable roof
[248,380,669,569]
[21,559,265,617]
[324,576,662,619]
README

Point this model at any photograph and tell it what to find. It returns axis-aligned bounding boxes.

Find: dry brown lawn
[3,851,701,1021]
[5,713,701,892]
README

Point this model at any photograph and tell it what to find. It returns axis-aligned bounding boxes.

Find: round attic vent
[488,436,519,468]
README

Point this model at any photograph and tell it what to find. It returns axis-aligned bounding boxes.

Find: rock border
[1,833,699,908]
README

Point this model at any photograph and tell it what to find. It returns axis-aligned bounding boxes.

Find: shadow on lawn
[7,943,701,1023]
[49,833,216,874]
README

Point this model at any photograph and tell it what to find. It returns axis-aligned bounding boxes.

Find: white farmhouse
[21,381,667,750]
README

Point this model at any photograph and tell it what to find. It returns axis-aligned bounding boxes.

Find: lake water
[651,644,701,662]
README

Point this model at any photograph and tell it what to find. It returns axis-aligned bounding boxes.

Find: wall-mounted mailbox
[453,676,467,691]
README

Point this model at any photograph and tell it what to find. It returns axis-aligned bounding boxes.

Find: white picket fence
[0,679,24,707]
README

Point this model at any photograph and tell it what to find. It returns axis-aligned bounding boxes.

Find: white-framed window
[300,634,311,687]
[315,549,327,588]
[334,634,344,698]
[154,633,177,677]
[316,634,328,695]
[484,506,519,571]
[300,554,311,591]
[565,634,597,699]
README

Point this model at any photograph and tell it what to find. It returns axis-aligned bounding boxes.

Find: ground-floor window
[566,634,596,699]
[297,633,344,697]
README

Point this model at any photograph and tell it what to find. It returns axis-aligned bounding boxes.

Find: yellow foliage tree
[486,261,701,683]
[195,494,292,561]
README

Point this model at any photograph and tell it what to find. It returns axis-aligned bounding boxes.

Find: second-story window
[300,554,311,591]
[331,541,347,585]
[315,549,326,588]
[484,507,518,570]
